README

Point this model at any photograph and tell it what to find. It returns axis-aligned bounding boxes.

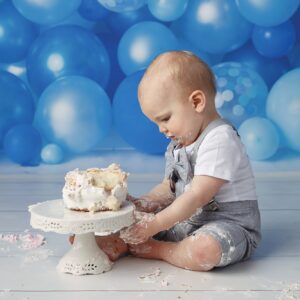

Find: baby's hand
[126,194,162,213]
[120,211,156,245]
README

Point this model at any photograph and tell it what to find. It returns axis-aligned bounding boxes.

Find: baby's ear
[188,90,206,113]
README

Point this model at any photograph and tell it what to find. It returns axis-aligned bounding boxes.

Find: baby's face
[139,82,202,146]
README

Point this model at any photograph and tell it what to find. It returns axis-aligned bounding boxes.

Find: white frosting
[62,164,128,212]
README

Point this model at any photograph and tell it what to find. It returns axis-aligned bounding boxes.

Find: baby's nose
[158,124,167,134]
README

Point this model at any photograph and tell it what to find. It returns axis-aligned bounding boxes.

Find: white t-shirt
[173,124,257,203]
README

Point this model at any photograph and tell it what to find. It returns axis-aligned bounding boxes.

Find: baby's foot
[129,238,164,260]
[69,234,129,261]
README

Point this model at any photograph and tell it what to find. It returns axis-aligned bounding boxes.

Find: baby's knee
[189,234,222,271]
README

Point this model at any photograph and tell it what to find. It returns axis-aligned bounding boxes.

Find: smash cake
[62,164,128,212]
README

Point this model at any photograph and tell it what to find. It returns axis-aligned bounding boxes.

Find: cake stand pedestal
[29,199,135,276]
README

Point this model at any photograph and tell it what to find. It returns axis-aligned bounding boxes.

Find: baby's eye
[162,116,170,122]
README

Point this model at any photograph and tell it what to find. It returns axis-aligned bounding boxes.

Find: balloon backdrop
[41,144,64,164]
[98,0,146,13]
[35,76,112,154]
[213,62,268,128]
[238,117,280,160]
[0,1,300,164]
[173,0,253,54]
[113,70,169,154]
[118,21,178,75]
[3,124,42,166]
[12,0,82,25]
[0,1,38,63]
[0,71,35,147]
[252,21,296,58]
[235,0,300,27]
[266,68,300,151]
[27,25,110,96]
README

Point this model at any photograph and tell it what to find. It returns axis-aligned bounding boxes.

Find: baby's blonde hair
[139,51,216,101]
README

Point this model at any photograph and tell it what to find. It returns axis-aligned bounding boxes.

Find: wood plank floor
[0,172,300,300]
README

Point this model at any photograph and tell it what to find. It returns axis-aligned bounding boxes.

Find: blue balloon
[224,42,291,88]
[213,62,268,128]
[41,144,64,164]
[100,35,126,99]
[79,0,110,21]
[252,21,296,58]
[235,0,300,27]
[288,43,300,68]
[35,76,112,154]
[0,1,38,63]
[173,0,253,54]
[4,124,42,166]
[292,6,300,41]
[12,0,81,25]
[107,5,156,36]
[113,71,169,154]
[266,68,300,151]
[27,25,110,96]
[238,117,279,160]
[118,21,178,75]
[147,0,188,22]
[0,71,35,147]
[98,0,146,13]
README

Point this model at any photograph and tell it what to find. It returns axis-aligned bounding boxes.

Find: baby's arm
[121,175,226,244]
[127,179,175,213]
[154,175,226,231]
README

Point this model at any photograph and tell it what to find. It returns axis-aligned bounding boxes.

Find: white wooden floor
[0,169,300,300]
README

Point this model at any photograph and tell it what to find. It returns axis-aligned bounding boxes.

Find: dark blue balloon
[4,124,42,166]
[113,71,169,154]
[26,25,110,96]
[79,0,110,21]
[0,0,38,63]
[107,5,156,37]
[252,21,296,58]
[0,71,35,147]
[224,42,291,88]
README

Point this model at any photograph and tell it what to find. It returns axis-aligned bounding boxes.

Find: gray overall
[154,118,261,267]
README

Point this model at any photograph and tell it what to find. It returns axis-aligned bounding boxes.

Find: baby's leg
[69,233,128,261]
[129,233,222,271]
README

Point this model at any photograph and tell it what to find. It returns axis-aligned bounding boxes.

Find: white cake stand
[29,199,135,276]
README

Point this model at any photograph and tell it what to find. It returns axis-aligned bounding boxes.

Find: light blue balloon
[147,0,188,22]
[252,21,296,58]
[12,0,81,25]
[41,144,64,164]
[235,0,300,27]
[113,71,169,154]
[26,25,110,96]
[34,76,112,154]
[98,0,146,12]
[238,117,279,161]
[118,21,178,75]
[0,0,38,63]
[213,62,268,128]
[224,42,291,88]
[0,71,35,147]
[173,0,253,54]
[266,68,300,151]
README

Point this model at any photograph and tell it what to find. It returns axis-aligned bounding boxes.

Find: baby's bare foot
[69,234,128,261]
[129,238,164,260]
